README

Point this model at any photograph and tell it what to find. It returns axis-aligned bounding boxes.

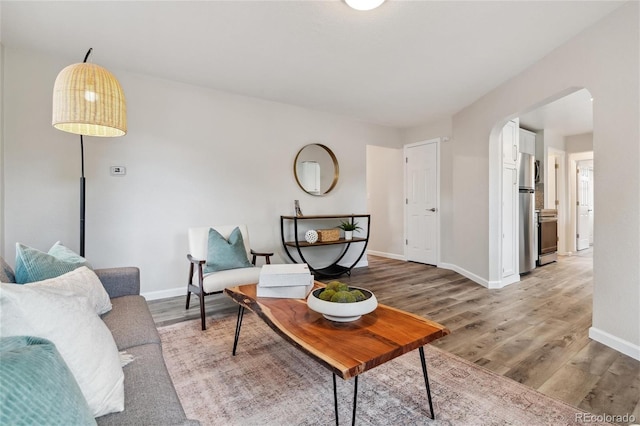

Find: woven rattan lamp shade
[52,62,127,137]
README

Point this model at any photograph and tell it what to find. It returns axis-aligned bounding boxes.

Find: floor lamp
[52,48,127,257]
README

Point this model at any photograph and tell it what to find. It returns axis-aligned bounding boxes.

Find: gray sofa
[0,260,198,425]
[95,267,199,425]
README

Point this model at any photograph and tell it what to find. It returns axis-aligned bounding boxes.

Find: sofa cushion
[26,266,112,315]
[204,227,252,273]
[96,343,193,426]
[0,257,15,283]
[0,336,96,426]
[101,295,161,351]
[94,267,140,299]
[0,283,124,417]
[14,242,90,284]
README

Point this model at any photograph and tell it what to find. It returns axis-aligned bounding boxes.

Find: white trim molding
[142,286,186,301]
[367,250,406,261]
[440,262,519,289]
[589,327,640,361]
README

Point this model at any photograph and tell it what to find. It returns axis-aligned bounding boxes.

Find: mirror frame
[293,143,339,196]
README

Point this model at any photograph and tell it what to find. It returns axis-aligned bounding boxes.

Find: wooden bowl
[307,287,378,322]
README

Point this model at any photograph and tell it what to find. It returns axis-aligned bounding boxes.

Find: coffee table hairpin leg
[332,373,359,426]
[232,305,245,356]
[419,346,435,420]
[331,347,435,425]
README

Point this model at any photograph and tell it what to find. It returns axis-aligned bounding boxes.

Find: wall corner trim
[439,262,520,289]
[589,327,640,361]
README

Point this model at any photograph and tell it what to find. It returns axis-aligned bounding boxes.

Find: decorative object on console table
[304,230,318,244]
[294,200,303,217]
[317,229,340,242]
[52,48,127,257]
[337,220,363,241]
[257,264,314,298]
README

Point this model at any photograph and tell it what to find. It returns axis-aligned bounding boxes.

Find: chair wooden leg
[186,262,195,310]
[199,292,206,330]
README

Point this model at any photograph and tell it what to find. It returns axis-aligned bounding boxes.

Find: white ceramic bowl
[307,287,378,322]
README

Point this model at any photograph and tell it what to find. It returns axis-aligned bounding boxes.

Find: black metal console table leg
[332,373,359,426]
[419,346,435,419]
[232,305,245,356]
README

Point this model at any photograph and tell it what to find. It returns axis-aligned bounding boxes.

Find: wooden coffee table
[224,283,450,425]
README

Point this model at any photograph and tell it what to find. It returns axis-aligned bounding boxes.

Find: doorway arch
[489,87,593,287]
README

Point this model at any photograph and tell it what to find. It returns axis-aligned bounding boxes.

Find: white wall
[405,3,639,358]
[2,47,400,297]
[366,145,404,259]
[401,117,452,145]
[0,42,4,258]
[566,132,593,153]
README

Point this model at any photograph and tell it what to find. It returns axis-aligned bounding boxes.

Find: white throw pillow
[23,266,112,315]
[0,283,124,417]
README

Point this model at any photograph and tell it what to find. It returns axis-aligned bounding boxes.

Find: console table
[280,214,370,277]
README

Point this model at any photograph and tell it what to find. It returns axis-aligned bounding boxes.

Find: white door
[405,141,438,265]
[576,162,593,250]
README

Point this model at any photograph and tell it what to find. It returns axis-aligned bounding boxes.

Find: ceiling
[519,88,594,136]
[0,1,624,129]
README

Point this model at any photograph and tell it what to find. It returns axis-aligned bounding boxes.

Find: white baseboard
[439,262,489,287]
[589,327,640,361]
[439,262,519,289]
[367,250,406,261]
[142,286,186,301]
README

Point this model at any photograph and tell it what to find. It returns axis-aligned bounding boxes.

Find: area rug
[158,313,606,426]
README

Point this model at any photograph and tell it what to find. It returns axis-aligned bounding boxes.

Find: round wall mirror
[294,143,339,196]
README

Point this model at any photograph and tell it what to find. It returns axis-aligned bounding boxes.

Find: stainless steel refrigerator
[518,152,536,274]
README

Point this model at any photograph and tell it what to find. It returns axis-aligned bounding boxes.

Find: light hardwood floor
[148,249,640,422]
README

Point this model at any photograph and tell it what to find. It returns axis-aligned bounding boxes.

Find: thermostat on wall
[110,166,126,176]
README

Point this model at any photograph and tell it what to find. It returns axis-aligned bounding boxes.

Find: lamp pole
[79,48,92,257]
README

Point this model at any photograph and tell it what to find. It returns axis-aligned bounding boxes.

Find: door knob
[428,208,437,212]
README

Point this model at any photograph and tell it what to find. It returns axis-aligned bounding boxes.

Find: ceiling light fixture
[345,0,386,11]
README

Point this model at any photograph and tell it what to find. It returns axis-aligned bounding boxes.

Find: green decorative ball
[330,291,357,303]
[318,289,336,301]
[349,289,366,302]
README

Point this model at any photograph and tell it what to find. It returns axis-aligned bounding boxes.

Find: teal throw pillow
[48,241,89,265]
[204,227,253,273]
[14,242,91,284]
[0,336,96,426]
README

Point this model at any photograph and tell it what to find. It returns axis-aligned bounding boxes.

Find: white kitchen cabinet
[501,120,519,279]
[502,120,519,166]
[519,128,536,155]
[502,164,518,278]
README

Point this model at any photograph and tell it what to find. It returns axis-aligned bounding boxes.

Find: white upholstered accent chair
[186,225,272,330]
